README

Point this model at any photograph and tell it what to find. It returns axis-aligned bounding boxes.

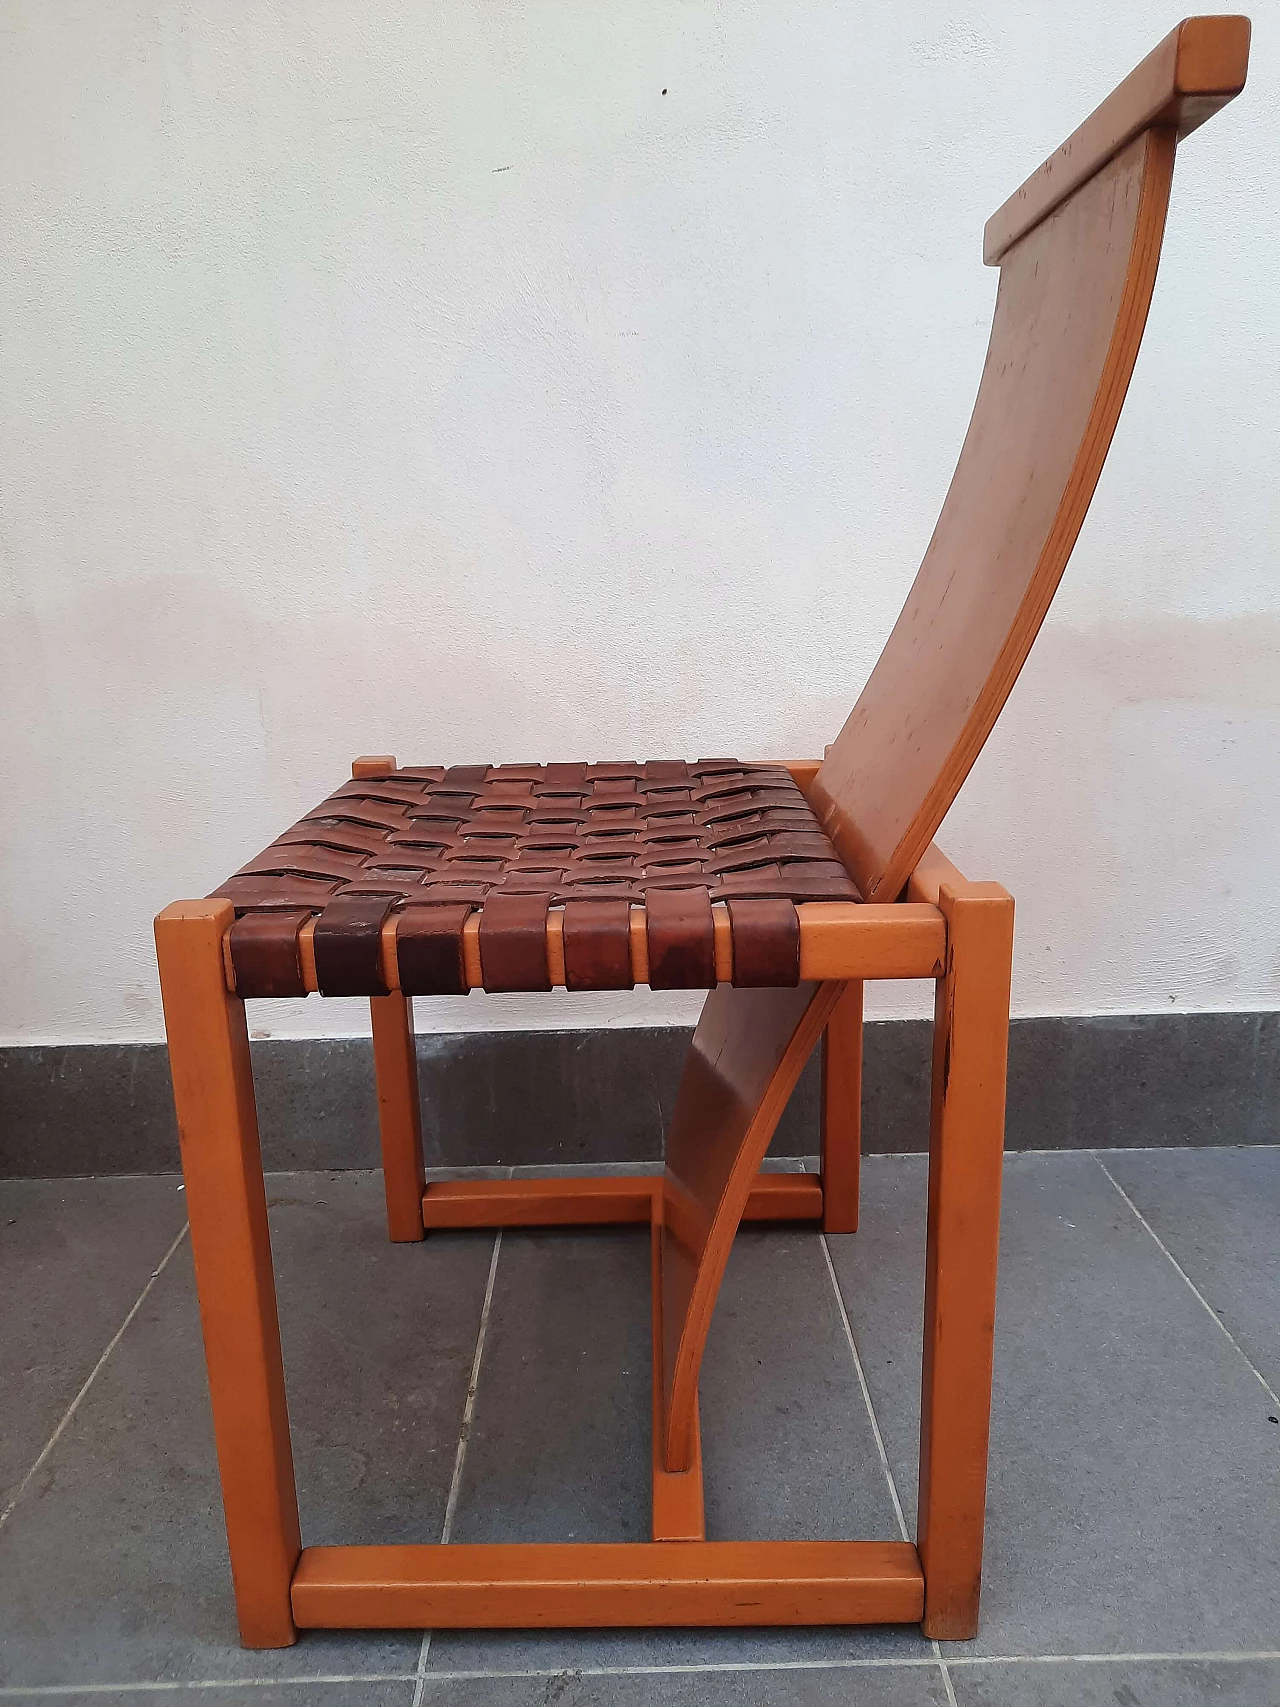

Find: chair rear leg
[155,900,302,1648]
[917,881,1014,1640]
[371,992,427,1242]
[349,757,427,1244]
[821,980,863,1232]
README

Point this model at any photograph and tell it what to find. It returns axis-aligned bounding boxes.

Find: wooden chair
[155,18,1250,1649]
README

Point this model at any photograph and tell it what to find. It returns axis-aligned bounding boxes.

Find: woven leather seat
[215,759,858,999]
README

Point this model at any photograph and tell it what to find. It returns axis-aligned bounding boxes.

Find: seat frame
[156,758,1012,1647]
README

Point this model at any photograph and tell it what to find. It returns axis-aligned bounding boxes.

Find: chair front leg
[820,980,863,1232]
[155,900,302,1648]
[916,880,1014,1640]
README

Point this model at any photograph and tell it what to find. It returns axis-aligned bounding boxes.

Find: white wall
[2,0,1277,1046]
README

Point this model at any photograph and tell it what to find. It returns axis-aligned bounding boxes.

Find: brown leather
[313,895,395,996]
[210,759,859,996]
[479,891,552,992]
[646,887,715,990]
[562,899,633,991]
[396,904,471,997]
[228,909,309,999]
[213,761,855,913]
[726,898,800,988]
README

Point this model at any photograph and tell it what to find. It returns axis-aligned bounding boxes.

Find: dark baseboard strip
[1,1012,1276,1179]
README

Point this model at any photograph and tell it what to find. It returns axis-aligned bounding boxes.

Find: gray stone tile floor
[0,1148,1277,1704]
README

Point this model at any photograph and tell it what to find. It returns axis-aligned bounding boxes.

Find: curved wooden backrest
[810,17,1250,903]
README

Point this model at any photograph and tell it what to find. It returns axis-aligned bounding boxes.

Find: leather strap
[228,909,310,999]
[646,887,715,989]
[313,895,395,996]
[562,900,633,991]
[442,764,489,787]
[479,892,552,992]
[211,759,860,986]
[396,904,472,997]
[726,897,800,987]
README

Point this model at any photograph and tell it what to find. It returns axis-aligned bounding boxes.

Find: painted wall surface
[2,1,1277,1045]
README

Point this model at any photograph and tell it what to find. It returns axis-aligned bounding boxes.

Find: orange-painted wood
[370,992,426,1242]
[650,1219,705,1541]
[797,904,945,979]
[158,26,1252,1650]
[812,125,1179,905]
[984,17,1250,263]
[781,758,822,796]
[821,981,864,1233]
[660,981,845,1473]
[917,879,1015,1640]
[906,844,969,908]
[290,1540,924,1628]
[154,900,301,1649]
[264,903,945,995]
[420,1171,823,1230]
[350,754,397,778]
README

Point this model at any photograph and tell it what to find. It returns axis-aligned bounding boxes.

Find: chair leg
[370,992,426,1242]
[820,980,863,1232]
[154,901,302,1649]
[916,881,1014,1640]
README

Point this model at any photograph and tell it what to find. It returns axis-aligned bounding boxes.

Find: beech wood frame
[151,14,1248,1657]
[156,790,1013,1649]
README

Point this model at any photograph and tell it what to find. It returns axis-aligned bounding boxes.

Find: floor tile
[0,1175,188,1509]
[827,1152,1280,1656]
[428,1223,931,1673]
[952,1656,1280,1706]
[1102,1146,1280,1395]
[420,1663,950,1704]
[698,1227,906,1544]
[446,1227,654,1549]
[0,1171,493,1687]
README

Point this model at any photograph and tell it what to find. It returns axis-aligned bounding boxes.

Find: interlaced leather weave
[212,760,859,998]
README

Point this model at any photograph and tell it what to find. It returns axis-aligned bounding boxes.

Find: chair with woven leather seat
[155,18,1250,1648]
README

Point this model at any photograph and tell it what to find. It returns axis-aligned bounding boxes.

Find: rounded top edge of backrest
[983,16,1251,266]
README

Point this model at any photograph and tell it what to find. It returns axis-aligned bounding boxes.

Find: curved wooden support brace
[659,979,845,1474]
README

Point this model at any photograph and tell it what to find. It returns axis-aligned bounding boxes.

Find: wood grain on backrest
[810,17,1250,904]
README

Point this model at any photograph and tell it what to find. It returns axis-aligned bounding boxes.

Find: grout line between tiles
[818,1225,962,1702]
[1093,1153,1280,1408]
[817,1230,911,1540]
[0,1221,190,1533]
[411,1226,503,1704]
[948,1648,1280,1666]
[816,1162,963,1707]
[440,1229,503,1546]
[5,1649,1280,1695]
[0,1680,421,1697]
[934,1646,960,1705]
[8,1648,1280,1696]
[10,1144,1280,1191]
